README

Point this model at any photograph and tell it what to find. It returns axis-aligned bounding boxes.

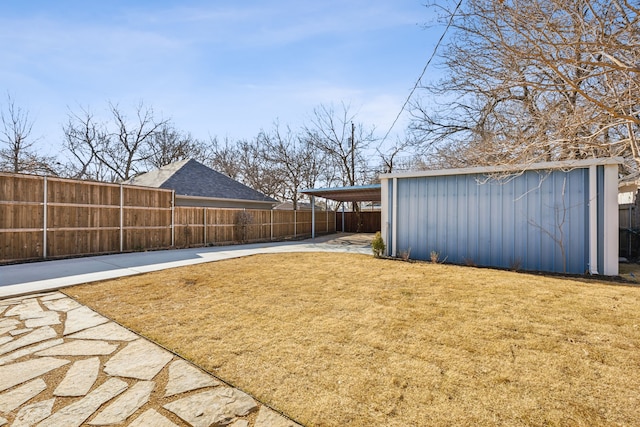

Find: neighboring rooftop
[125,159,277,204]
[274,201,325,211]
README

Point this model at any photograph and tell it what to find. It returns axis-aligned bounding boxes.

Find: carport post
[311,195,315,239]
[341,203,345,233]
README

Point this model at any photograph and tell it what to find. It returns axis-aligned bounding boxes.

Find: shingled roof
[125,159,277,203]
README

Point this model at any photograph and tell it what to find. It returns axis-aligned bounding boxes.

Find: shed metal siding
[393,169,590,274]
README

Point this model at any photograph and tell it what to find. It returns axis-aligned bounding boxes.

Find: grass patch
[67,253,640,426]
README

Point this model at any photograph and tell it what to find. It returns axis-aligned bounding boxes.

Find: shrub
[430,250,440,263]
[371,232,386,258]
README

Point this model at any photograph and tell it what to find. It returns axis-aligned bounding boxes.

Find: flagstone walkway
[0,291,300,427]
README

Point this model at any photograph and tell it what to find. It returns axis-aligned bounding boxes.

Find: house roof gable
[125,159,277,203]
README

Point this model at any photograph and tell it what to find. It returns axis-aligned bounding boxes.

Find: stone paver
[164,388,258,427]
[165,359,221,397]
[39,292,67,301]
[104,338,172,380]
[255,406,300,427]
[0,321,18,336]
[0,357,69,392]
[35,339,117,356]
[0,291,303,427]
[0,327,15,337]
[0,319,19,327]
[0,338,63,366]
[24,311,60,327]
[0,378,47,412]
[67,321,138,341]
[42,297,81,312]
[89,380,154,425]
[0,326,57,356]
[37,377,128,427]
[63,306,109,335]
[4,298,42,318]
[129,409,179,427]
[54,357,100,397]
[12,398,54,427]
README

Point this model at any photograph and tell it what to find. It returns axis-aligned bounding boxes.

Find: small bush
[400,247,412,262]
[510,258,523,271]
[430,250,440,263]
[463,257,477,267]
[371,232,386,258]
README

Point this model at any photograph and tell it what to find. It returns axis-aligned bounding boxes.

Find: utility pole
[350,121,361,231]
[350,121,355,186]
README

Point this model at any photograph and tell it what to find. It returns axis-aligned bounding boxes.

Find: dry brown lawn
[66,253,640,427]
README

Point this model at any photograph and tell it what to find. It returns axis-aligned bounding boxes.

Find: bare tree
[146,124,208,169]
[0,94,57,175]
[64,101,168,182]
[412,0,640,173]
[106,102,168,180]
[259,122,325,209]
[376,132,428,173]
[206,136,242,180]
[62,106,111,180]
[304,103,376,187]
[237,137,283,199]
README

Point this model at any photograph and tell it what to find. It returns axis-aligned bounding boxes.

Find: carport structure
[301,184,381,238]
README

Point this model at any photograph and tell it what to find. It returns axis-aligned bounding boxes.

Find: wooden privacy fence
[173,207,335,248]
[0,173,336,263]
[1,173,172,262]
[336,211,381,233]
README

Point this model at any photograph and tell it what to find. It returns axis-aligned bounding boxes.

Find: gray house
[380,158,620,275]
[125,159,277,209]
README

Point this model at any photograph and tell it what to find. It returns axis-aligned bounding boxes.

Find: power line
[378,0,463,148]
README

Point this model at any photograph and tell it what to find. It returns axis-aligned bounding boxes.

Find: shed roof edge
[380,157,623,180]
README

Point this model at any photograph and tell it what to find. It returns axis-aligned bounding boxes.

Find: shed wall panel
[394,169,590,274]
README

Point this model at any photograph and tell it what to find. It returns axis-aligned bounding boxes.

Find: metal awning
[301,184,381,203]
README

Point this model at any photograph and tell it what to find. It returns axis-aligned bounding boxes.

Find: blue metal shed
[380,158,621,275]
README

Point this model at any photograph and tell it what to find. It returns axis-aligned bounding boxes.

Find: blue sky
[0,1,444,158]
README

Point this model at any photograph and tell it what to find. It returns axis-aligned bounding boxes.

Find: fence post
[270,209,273,241]
[120,184,124,253]
[204,207,207,245]
[311,196,315,239]
[326,203,328,233]
[294,210,297,237]
[171,191,175,247]
[43,176,48,259]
